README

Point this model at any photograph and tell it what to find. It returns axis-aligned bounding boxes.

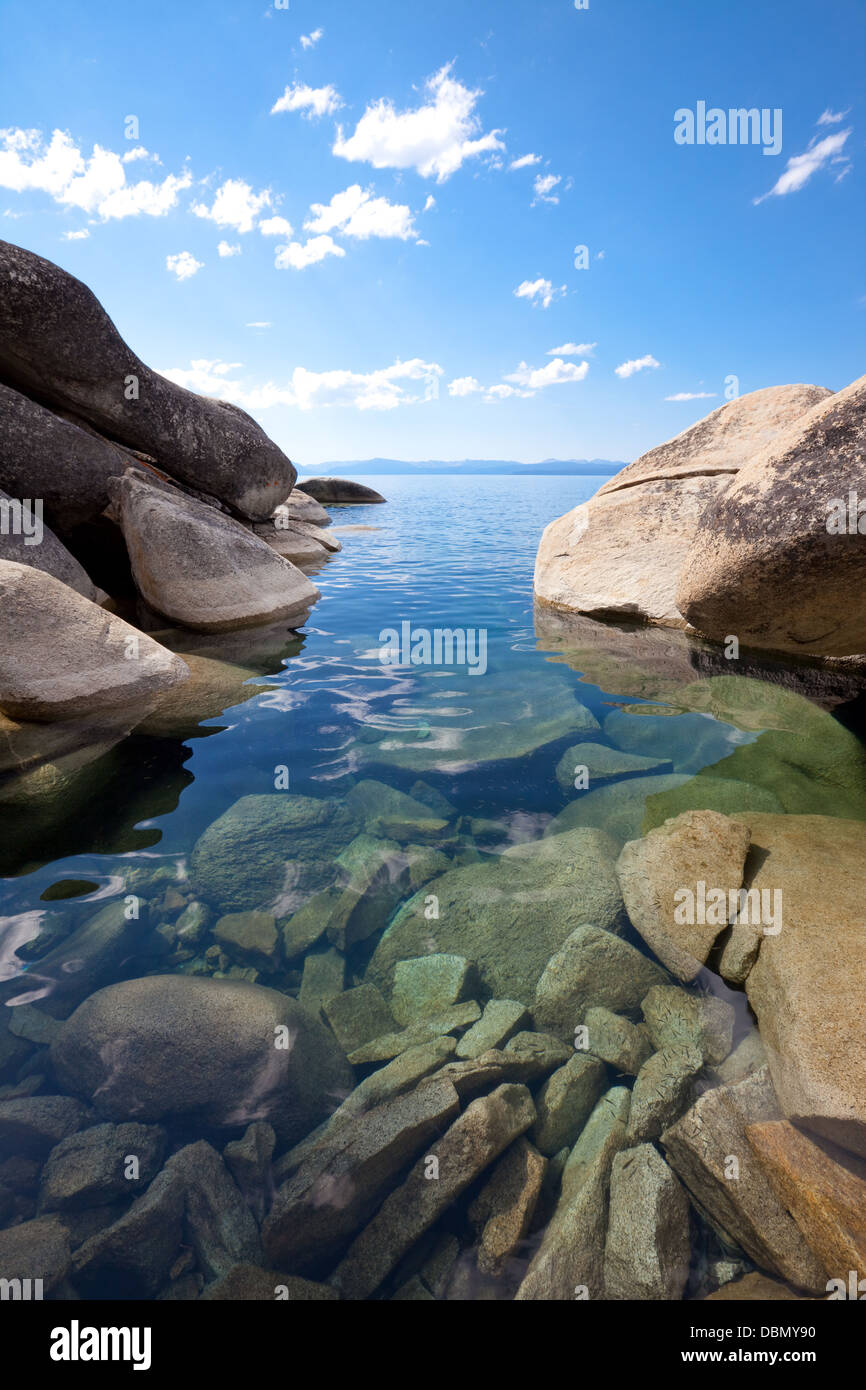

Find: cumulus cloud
[514,278,565,309]
[166,251,203,281]
[63,228,89,240]
[505,358,590,390]
[121,146,157,164]
[271,82,342,119]
[754,127,852,204]
[665,391,716,401]
[548,342,596,356]
[300,28,323,50]
[448,376,483,397]
[615,354,660,378]
[192,178,272,233]
[305,184,417,240]
[258,215,294,237]
[218,240,241,257]
[509,153,541,170]
[0,128,192,220]
[158,356,443,411]
[274,234,346,269]
[332,63,504,182]
[532,173,561,205]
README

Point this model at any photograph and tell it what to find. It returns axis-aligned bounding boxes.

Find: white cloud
[424,194,436,211]
[192,178,272,233]
[0,128,192,221]
[509,153,541,170]
[121,146,157,164]
[532,173,561,205]
[274,234,345,270]
[258,215,294,237]
[485,383,526,401]
[548,342,596,356]
[246,321,272,329]
[505,358,590,390]
[63,228,90,240]
[166,251,203,281]
[817,107,850,126]
[217,240,241,257]
[332,63,504,182]
[615,354,661,378]
[665,391,717,401]
[754,128,852,204]
[300,28,324,50]
[159,356,443,411]
[271,82,342,119]
[514,278,565,309]
[448,376,482,397]
[305,184,417,240]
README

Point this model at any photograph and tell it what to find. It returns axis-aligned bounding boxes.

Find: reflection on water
[1,475,863,1301]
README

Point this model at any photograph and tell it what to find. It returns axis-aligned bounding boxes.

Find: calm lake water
[2,473,864,1300]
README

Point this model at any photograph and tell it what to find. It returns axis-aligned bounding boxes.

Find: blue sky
[1,0,863,466]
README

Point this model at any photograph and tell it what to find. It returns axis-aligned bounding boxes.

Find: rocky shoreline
[1,237,865,1302]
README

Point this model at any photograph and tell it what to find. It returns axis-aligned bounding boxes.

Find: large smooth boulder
[0,487,101,600]
[534,385,829,625]
[51,975,353,1146]
[297,478,385,504]
[0,560,188,721]
[0,239,295,519]
[366,828,625,1005]
[279,492,332,527]
[109,471,320,632]
[678,375,866,656]
[735,813,866,1156]
[0,382,128,527]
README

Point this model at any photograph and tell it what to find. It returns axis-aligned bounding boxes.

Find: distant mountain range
[297,458,625,477]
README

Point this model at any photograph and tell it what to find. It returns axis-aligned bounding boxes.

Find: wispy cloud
[300,28,324,51]
[332,63,504,182]
[504,357,589,391]
[615,354,660,378]
[63,227,90,240]
[665,391,716,401]
[514,278,565,309]
[509,153,542,170]
[159,357,443,411]
[271,82,343,119]
[754,126,852,204]
[532,173,561,205]
[305,185,417,240]
[817,107,851,126]
[548,342,596,356]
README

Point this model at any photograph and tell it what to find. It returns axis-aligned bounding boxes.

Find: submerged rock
[532,924,669,1043]
[0,1095,94,1158]
[165,1140,263,1280]
[38,1122,166,1211]
[0,1215,72,1294]
[0,560,188,722]
[584,1007,653,1075]
[627,1044,703,1143]
[51,975,352,1146]
[109,471,320,632]
[391,954,474,1026]
[367,828,624,1006]
[531,1054,608,1156]
[0,239,296,519]
[455,1000,530,1060]
[555,740,671,792]
[641,986,735,1067]
[468,1137,547,1276]
[545,774,690,846]
[71,1165,185,1297]
[604,1144,691,1300]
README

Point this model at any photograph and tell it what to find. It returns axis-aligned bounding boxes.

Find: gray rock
[0,239,296,519]
[18,899,154,1010]
[297,478,385,504]
[468,1137,547,1276]
[367,828,625,1006]
[0,1095,93,1158]
[223,1121,275,1222]
[456,1000,529,1059]
[0,488,101,600]
[515,1087,631,1300]
[51,975,352,1146]
[166,1140,262,1280]
[642,985,735,1066]
[0,559,188,721]
[346,1001,481,1065]
[212,911,280,969]
[109,471,320,632]
[189,793,358,915]
[584,1007,653,1075]
[262,1076,461,1273]
[331,1083,536,1299]
[39,1122,165,1211]
[0,380,127,527]
[532,924,669,1043]
[200,1265,339,1300]
[716,1031,768,1087]
[555,741,669,792]
[628,1044,703,1142]
[252,516,337,564]
[298,948,346,1017]
[278,491,332,528]
[324,985,396,1055]
[435,1035,572,1101]
[604,1144,691,1299]
[391,954,474,1026]
[660,1069,827,1293]
[0,1215,71,1294]
[545,774,691,847]
[343,779,448,842]
[531,1054,608,1156]
[72,1166,185,1297]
